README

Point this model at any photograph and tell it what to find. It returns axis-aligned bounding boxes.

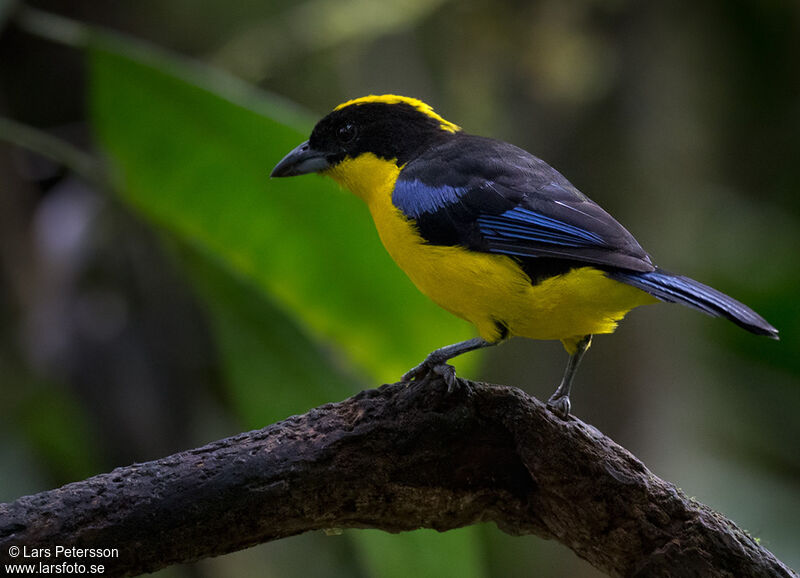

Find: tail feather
[608,267,779,338]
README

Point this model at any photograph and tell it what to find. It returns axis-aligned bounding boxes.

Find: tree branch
[1,378,795,577]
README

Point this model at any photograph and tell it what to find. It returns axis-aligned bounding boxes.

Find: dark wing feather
[393,134,654,273]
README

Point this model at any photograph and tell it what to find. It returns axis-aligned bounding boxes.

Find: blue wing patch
[392,179,469,219]
[393,177,612,256]
[478,207,607,248]
[392,179,469,218]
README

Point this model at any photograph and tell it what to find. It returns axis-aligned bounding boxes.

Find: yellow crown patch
[334,94,461,133]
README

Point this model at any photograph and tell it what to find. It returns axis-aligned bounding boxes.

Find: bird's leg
[402,337,495,392]
[547,335,592,419]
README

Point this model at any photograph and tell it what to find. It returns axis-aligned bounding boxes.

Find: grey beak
[271,141,330,177]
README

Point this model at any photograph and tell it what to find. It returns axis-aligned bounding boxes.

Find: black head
[271,95,460,177]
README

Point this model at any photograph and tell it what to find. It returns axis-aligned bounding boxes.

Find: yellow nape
[334,95,461,133]
[324,151,658,354]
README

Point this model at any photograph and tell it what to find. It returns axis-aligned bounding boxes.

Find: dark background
[1,0,798,576]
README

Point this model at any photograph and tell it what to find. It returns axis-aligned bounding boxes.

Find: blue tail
[608,267,778,338]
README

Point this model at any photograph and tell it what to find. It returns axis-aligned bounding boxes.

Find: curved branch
[0,378,795,577]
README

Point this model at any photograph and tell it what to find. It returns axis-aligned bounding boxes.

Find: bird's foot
[402,361,460,393]
[546,394,571,419]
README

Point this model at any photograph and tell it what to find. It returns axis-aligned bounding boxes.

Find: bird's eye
[337,123,357,143]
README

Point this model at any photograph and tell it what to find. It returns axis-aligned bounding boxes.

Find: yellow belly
[325,154,657,350]
[372,208,655,345]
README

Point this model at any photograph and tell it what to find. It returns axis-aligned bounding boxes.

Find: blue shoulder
[391,179,470,219]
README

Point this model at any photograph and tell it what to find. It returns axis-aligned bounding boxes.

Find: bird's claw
[432,363,460,393]
[402,361,460,393]
[546,395,571,419]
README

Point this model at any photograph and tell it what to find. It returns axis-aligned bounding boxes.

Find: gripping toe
[401,361,461,393]
[547,395,571,419]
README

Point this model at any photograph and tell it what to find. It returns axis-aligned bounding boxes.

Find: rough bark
[0,378,795,577]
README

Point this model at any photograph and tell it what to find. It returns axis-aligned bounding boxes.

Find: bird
[271,94,778,417]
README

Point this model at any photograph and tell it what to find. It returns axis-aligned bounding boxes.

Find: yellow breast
[325,154,656,348]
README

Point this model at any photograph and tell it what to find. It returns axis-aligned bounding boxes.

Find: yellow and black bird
[272,95,778,417]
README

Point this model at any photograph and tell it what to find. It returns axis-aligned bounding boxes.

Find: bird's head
[271,95,460,198]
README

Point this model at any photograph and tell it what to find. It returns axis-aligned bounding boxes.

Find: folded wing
[393,135,654,273]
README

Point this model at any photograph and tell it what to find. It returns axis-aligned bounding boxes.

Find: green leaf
[87,36,474,385]
[176,241,357,428]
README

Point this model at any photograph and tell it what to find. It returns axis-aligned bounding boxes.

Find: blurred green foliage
[356,528,486,578]
[89,38,473,384]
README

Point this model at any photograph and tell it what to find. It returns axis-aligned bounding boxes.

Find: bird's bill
[270,141,330,177]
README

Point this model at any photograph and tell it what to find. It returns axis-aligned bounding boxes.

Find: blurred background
[1,0,798,576]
